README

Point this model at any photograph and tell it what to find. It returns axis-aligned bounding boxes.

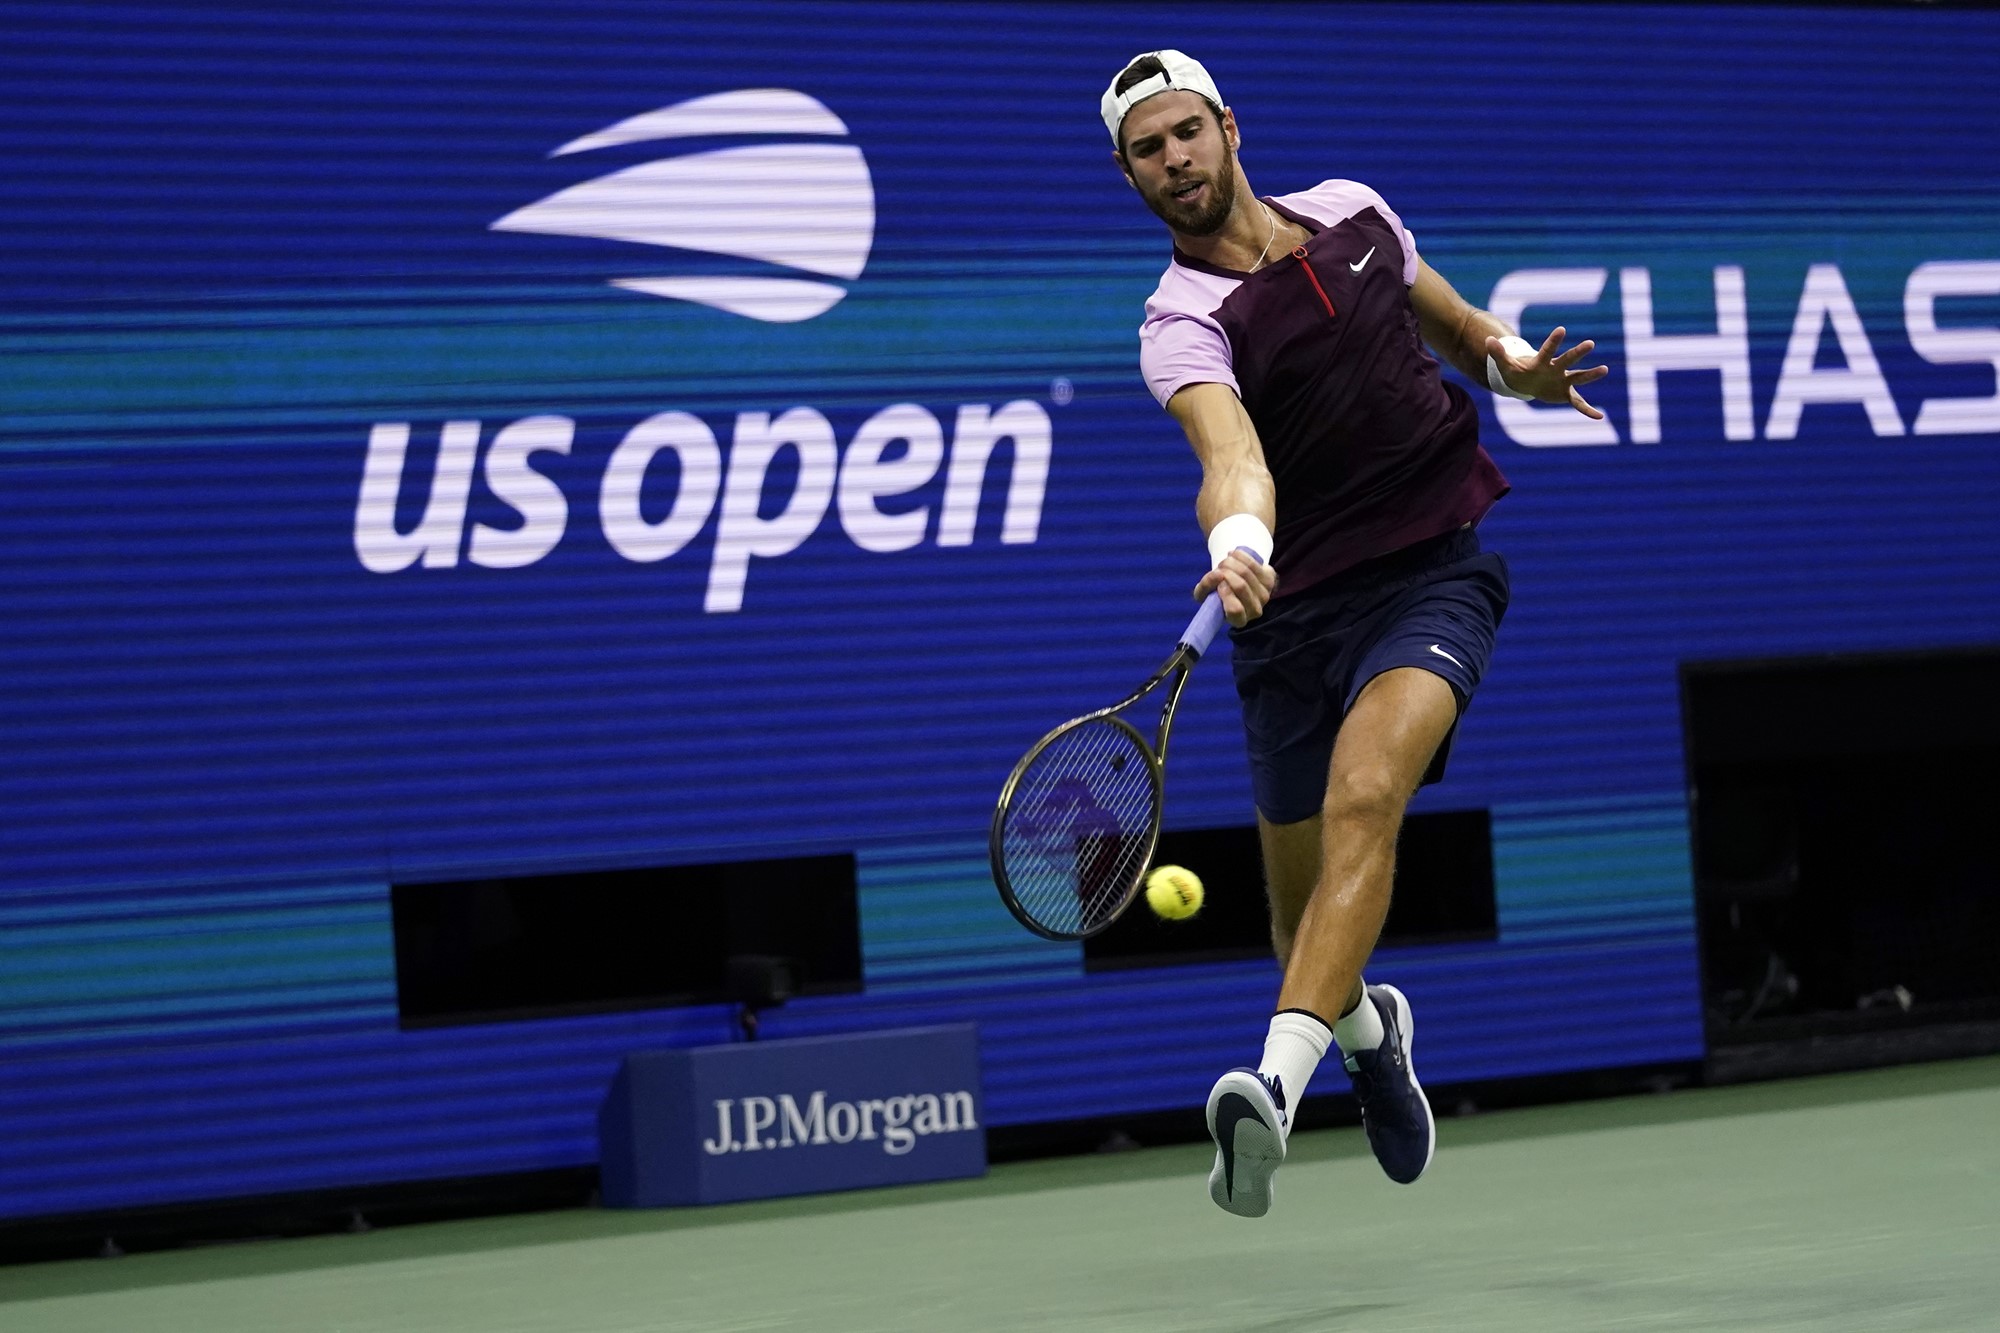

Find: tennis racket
[990,556,1255,940]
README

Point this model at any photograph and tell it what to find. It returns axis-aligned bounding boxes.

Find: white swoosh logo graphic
[1428,644,1464,669]
[493,143,873,279]
[550,88,851,155]
[610,275,849,322]
[492,90,875,324]
[1350,246,1376,274]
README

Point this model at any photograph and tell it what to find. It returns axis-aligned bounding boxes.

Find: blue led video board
[2,2,1996,1219]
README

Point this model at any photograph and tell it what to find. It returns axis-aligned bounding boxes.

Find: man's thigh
[1257,667,1458,944]
[1233,534,1508,823]
[1328,667,1461,817]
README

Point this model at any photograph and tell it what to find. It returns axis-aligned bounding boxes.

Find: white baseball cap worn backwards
[1101,50,1225,146]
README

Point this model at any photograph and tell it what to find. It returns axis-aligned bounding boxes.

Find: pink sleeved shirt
[1140,180,1420,407]
[1133,179,1507,596]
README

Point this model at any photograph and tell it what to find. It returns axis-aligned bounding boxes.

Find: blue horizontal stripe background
[2,0,1995,1219]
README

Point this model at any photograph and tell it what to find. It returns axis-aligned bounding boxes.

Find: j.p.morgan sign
[700,1085,977,1157]
[598,1024,985,1206]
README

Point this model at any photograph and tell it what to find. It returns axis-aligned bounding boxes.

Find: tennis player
[1101,51,1606,1218]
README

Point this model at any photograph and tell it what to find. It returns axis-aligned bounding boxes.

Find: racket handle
[1180,594,1228,657]
[1177,547,1265,657]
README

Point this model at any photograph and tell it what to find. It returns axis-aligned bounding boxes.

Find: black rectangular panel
[392,855,861,1026]
[1084,811,1496,971]
[1685,649,2000,1040]
[1681,648,2000,766]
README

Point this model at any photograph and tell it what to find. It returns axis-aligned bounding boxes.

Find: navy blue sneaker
[1205,1067,1287,1217]
[1343,984,1435,1184]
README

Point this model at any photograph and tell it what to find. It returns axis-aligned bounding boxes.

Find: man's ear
[1112,149,1137,191]
[1222,107,1241,151]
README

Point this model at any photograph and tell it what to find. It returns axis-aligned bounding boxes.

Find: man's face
[1117,90,1239,237]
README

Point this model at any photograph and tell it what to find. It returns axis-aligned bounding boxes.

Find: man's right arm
[1165,382,1279,625]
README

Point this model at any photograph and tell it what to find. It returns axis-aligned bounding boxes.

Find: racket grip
[1180,594,1228,657]
[1177,547,1264,657]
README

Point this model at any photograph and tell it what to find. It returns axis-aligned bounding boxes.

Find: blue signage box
[598,1024,986,1207]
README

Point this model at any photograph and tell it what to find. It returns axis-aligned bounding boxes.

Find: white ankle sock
[1256,1010,1332,1125]
[1331,984,1385,1058]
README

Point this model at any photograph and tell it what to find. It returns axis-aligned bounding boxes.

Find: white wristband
[1486,334,1537,401]
[1207,512,1274,568]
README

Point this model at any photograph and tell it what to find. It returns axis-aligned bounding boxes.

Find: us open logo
[492,87,874,323]
[355,89,1050,606]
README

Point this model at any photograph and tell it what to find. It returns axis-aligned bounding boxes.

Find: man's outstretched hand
[1487,326,1610,419]
[1193,549,1278,628]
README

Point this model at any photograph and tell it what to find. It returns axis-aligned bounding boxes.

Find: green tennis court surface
[5,1058,1998,1331]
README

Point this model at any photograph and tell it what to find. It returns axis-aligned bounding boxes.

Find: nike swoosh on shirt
[1350,246,1376,273]
[1428,644,1465,669]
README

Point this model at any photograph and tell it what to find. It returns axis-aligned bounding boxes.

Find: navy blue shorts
[1229,526,1510,825]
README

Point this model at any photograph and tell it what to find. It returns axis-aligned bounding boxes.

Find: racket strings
[999,718,1159,936]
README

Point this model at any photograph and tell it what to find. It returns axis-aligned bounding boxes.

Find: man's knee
[1324,668,1456,827]
[1322,761,1414,828]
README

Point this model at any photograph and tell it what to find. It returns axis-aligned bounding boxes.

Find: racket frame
[989,643,1199,940]
[989,550,1258,941]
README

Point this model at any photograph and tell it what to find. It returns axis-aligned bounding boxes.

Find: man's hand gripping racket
[990,550,1271,940]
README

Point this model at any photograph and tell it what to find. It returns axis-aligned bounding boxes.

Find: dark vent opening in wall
[1083,810,1496,971]
[1684,647,2000,1057]
[391,854,861,1027]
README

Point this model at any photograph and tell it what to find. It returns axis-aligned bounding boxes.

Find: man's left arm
[1410,259,1609,419]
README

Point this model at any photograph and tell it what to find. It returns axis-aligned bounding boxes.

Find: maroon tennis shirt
[1139,179,1509,598]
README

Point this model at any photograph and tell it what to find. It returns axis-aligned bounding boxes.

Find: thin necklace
[1246,202,1278,273]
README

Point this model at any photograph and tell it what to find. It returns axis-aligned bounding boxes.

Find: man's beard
[1144,142,1239,237]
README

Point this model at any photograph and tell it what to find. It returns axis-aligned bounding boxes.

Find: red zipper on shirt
[1292,245,1335,318]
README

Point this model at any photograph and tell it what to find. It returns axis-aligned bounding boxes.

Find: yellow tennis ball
[1145,865,1204,920]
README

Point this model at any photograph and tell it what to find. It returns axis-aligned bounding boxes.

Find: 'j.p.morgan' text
[702,1088,977,1157]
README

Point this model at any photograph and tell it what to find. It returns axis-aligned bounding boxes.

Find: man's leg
[1256,811,1319,967]
[1206,666,1458,1217]
[1278,665,1459,1018]
[1257,665,1457,977]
